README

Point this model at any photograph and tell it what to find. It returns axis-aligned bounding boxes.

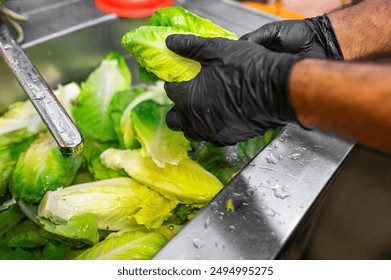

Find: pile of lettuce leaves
[0,7,280,260]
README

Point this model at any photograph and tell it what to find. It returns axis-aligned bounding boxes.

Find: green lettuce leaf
[108,88,147,149]
[0,204,25,237]
[132,100,190,167]
[3,219,54,248]
[122,26,201,82]
[122,7,237,82]
[76,231,167,260]
[109,81,172,150]
[81,137,127,180]
[0,240,38,260]
[150,6,237,39]
[0,136,34,198]
[42,242,77,260]
[40,213,100,246]
[72,53,131,142]
[100,149,223,204]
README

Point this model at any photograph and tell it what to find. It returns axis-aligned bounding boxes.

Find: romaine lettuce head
[132,100,190,167]
[10,132,83,203]
[122,26,201,82]
[76,230,167,260]
[72,53,131,142]
[100,149,223,204]
[150,6,238,40]
[38,177,178,230]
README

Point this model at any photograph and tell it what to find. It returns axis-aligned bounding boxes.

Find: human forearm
[290,59,391,153]
[328,0,391,59]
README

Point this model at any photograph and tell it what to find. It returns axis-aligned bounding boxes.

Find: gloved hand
[165,34,300,146]
[240,15,344,60]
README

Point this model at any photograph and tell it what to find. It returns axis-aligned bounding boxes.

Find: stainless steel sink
[2,0,388,260]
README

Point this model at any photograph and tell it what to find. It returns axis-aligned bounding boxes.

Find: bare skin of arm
[290,59,391,153]
[289,0,391,153]
[328,0,391,59]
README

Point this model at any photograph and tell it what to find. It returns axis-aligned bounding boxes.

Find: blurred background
[238,0,359,18]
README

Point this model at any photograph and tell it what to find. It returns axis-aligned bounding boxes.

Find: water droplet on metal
[209,201,218,211]
[265,207,277,217]
[266,153,278,164]
[271,183,291,199]
[192,238,204,249]
[279,133,288,142]
[288,153,301,160]
[258,166,279,172]
[204,217,210,229]
[229,225,235,232]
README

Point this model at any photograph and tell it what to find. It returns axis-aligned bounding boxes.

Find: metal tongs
[0,20,83,157]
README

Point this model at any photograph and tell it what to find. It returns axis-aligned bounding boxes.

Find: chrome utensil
[0,21,83,157]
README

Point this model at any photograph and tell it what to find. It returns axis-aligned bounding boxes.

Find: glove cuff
[265,53,302,126]
[309,15,344,60]
[278,54,303,125]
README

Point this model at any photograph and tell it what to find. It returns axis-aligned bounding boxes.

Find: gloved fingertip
[165,34,180,50]
[166,34,196,53]
[164,80,190,104]
[238,33,250,41]
[166,107,182,131]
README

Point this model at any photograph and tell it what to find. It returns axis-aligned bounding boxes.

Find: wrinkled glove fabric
[165,35,300,146]
[240,15,344,60]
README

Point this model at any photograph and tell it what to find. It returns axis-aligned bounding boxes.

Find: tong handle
[0,23,83,157]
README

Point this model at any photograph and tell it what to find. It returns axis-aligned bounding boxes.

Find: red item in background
[95,0,174,18]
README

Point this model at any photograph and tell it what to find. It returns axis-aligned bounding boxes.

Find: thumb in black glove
[240,15,344,60]
[164,34,300,147]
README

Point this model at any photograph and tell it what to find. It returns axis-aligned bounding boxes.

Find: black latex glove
[240,15,344,60]
[165,34,300,146]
